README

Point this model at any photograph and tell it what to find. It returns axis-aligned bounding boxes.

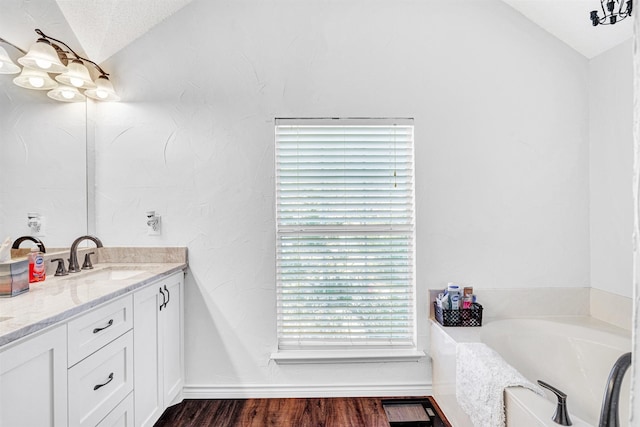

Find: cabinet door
[0,325,68,427]
[133,284,163,427]
[160,275,183,405]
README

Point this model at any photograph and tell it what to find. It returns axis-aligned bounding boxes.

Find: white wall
[0,1,89,248]
[94,0,590,394]
[0,83,87,247]
[631,12,640,424]
[589,40,634,298]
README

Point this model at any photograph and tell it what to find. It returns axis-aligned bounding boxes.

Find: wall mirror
[0,0,93,253]
[0,78,89,250]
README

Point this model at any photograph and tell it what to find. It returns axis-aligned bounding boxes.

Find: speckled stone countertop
[0,247,187,348]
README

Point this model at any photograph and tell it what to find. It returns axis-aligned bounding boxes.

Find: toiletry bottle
[447,283,460,310]
[28,247,46,283]
[450,294,460,310]
[463,287,474,309]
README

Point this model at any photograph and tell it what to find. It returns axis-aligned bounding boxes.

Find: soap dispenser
[28,247,46,283]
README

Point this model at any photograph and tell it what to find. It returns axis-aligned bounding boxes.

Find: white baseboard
[182,383,432,399]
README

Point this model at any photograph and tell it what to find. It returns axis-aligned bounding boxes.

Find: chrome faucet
[599,352,632,427]
[68,235,103,273]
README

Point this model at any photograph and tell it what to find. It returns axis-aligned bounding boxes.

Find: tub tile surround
[429,286,631,330]
[0,247,187,347]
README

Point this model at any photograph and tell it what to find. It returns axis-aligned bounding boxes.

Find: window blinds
[275,119,415,349]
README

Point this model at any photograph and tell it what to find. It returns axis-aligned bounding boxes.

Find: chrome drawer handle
[93,372,114,391]
[93,319,113,334]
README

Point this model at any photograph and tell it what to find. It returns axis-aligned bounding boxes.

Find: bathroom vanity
[0,247,187,427]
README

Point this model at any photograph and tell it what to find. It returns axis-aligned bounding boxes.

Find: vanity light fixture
[590,0,633,25]
[0,46,21,74]
[0,29,120,102]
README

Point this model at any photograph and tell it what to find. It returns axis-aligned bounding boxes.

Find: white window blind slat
[275,119,415,350]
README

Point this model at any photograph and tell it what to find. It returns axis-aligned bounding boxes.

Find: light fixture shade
[55,59,96,89]
[18,39,67,73]
[0,46,20,74]
[47,84,86,102]
[85,75,120,101]
[13,67,58,90]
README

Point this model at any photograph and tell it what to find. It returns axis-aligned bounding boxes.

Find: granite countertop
[0,247,188,348]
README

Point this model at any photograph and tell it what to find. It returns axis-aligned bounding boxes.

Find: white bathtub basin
[430,316,632,426]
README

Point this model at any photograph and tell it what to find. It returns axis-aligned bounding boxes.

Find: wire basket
[433,302,483,327]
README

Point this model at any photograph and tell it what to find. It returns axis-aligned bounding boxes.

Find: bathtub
[430,316,632,426]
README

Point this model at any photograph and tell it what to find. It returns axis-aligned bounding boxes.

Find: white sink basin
[72,267,148,281]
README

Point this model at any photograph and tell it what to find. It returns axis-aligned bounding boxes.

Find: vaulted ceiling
[0,0,633,67]
[54,0,194,64]
[502,0,633,58]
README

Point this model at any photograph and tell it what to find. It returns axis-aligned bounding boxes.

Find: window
[275,118,415,352]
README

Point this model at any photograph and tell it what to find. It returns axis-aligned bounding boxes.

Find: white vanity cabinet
[67,296,134,427]
[0,267,185,427]
[0,324,68,427]
[133,272,184,427]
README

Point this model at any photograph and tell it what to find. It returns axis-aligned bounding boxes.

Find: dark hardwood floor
[154,397,450,427]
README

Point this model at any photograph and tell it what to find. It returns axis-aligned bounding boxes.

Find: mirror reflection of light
[28,76,44,88]
[35,59,51,69]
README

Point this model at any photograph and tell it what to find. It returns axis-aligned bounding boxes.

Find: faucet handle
[538,380,572,426]
[82,252,96,270]
[51,258,68,276]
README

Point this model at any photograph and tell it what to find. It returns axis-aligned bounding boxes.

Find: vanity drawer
[69,330,134,427]
[68,295,133,366]
[96,392,134,427]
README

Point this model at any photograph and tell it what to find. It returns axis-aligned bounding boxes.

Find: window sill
[270,349,426,365]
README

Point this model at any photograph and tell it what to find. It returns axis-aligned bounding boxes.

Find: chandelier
[0,29,119,102]
[590,0,633,25]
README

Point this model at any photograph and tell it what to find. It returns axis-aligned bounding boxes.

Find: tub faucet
[68,235,103,273]
[599,352,631,427]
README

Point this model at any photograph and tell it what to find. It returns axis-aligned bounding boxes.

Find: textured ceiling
[58,0,632,63]
[55,0,194,64]
[1,1,633,66]
[501,0,633,58]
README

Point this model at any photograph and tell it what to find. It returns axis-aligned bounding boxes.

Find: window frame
[273,118,419,361]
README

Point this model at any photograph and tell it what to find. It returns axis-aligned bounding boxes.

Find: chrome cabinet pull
[159,287,166,311]
[93,319,113,334]
[93,372,114,391]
